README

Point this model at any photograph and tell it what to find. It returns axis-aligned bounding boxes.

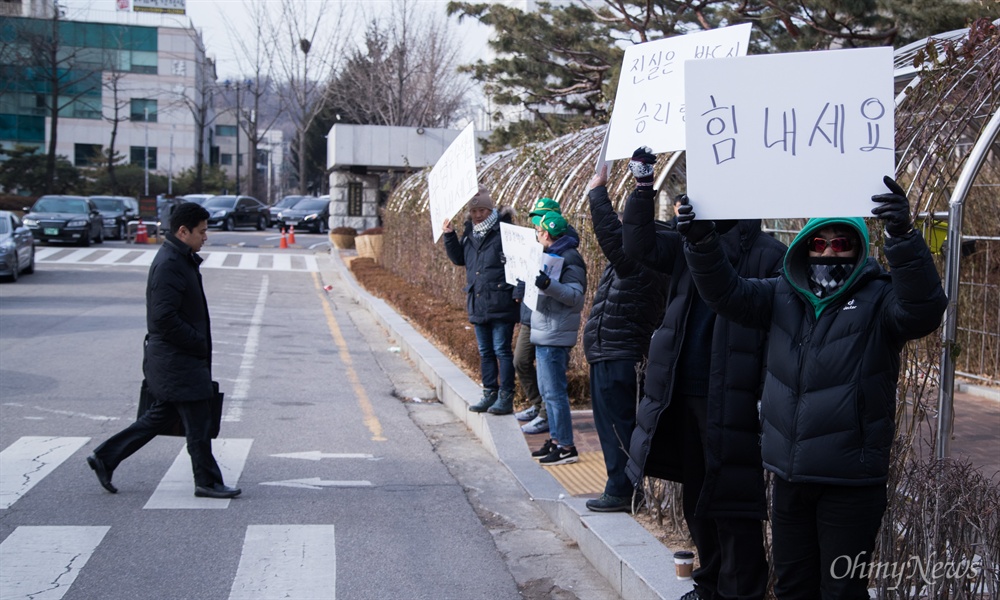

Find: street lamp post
[224,79,253,196]
[143,106,149,196]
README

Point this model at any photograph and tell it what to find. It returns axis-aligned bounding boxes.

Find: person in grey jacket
[87,202,240,499]
[679,177,947,599]
[443,185,520,414]
[527,211,587,465]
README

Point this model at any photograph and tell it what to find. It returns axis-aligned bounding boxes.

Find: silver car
[0,210,36,282]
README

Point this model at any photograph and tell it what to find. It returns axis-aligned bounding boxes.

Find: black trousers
[94,398,224,488]
[513,324,545,418]
[590,359,639,497]
[678,394,769,600]
[771,477,887,600]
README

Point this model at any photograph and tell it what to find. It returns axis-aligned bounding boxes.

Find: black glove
[628,146,656,187]
[535,270,551,291]
[499,252,507,265]
[871,176,913,237]
[512,279,525,301]
[675,196,715,244]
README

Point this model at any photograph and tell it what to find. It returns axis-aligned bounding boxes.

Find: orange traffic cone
[135,220,148,244]
[279,228,288,249]
[288,225,296,245]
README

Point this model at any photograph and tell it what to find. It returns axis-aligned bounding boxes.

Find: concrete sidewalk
[324,251,688,600]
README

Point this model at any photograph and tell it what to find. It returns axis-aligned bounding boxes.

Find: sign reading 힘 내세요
[602,23,752,163]
[133,0,186,15]
[683,47,896,220]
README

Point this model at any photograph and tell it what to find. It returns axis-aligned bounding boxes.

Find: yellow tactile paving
[541,450,606,496]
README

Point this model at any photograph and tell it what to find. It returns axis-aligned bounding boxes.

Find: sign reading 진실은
[683,47,896,220]
[132,0,186,15]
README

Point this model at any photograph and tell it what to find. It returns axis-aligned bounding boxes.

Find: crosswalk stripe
[0,437,90,509]
[228,525,336,600]
[0,526,110,600]
[143,438,253,509]
[35,249,319,272]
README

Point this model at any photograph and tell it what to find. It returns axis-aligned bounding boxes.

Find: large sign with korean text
[603,24,752,161]
[684,47,895,220]
[133,0,186,15]
[429,123,479,242]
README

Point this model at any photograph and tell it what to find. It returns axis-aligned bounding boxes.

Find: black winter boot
[487,390,515,415]
[468,389,498,412]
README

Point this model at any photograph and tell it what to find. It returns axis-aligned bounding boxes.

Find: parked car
[0,210,35,282]
[268,195,306,225]
[203,195,270,231]
[90,195,139,240]
[22,195,104,246]
[275,196,330,233]
[180,194,215,206]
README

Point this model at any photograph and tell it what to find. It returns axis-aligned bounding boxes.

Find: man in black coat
[442,185,520,415]
[583,164,667,512]
[87,202,240,499]
[622,147,786,600]
[680,177,947,600]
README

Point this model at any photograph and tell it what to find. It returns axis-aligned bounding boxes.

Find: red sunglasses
[808,236,853,253]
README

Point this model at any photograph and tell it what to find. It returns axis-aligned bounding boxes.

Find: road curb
[321,251,686,600]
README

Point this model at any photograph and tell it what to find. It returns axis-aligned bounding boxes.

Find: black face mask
[716,220,738,234]
[807,256,856,298]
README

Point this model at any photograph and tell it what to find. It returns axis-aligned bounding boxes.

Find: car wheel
[224,217,235,232]
[117,223,125,240]
[95,226,104,244]
[8,253,18,282]
[257,215,266,231]
[318,220,328,234]
[23,245,34,274]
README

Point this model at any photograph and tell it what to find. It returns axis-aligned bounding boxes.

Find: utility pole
[144,106,149,196]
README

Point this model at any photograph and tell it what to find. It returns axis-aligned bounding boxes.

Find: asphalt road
[0,236,616,600]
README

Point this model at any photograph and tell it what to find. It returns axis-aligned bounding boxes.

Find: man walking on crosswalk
[86,202,241,499]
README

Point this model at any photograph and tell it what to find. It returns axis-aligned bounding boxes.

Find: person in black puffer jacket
[622,147,786,600]
[443,185,520,415]
[680,177,947,600]
[582,164,667,512]
[87,202,240,499]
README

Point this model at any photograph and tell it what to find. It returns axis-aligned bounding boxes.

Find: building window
[215,124,237,137]
[130,146,157,170]
[130,99,157,122]
[220,153,232,166]
[74,144,103,167]
[347,181,363,217]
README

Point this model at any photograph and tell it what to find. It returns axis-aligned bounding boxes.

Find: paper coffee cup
[674,550,695,580]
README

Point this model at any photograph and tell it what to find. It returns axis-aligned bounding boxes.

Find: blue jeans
[536,345,573,447]
[473,321,515,393]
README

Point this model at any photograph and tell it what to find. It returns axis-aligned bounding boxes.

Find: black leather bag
[137,380,224,439]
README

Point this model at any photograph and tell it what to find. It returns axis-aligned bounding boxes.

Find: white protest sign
[525,254,564,312]
[500,222,540,285]
[429,122,479,242]
[604,23,751,161]
[684,47,895,220]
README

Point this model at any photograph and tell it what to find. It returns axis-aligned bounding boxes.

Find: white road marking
[223,276,268,423]
[35,248,319,272]
[0,437,90,509]
[228,525,336,600]
[270,451,375,461]
[143,438,253,509]
[2,403,120,422]
[0,526,110,600]
[260,478,372,489]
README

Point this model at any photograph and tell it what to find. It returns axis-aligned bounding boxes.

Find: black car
[90,195,139,240]
[268,195,307,225]
[23,195,104,246]
[203,195,270,231]
[275,196,330,233]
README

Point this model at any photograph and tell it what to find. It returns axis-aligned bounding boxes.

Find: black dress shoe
[194,483,242,498]
[86,454,117,494]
